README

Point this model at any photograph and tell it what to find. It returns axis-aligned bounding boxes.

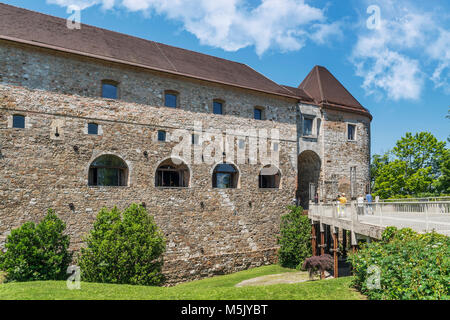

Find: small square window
[165,93,178,108]
[88,123,98,135]
[102,82,118,99]
[213,101,223,115]
[303,118,313,136]
[348,124,356,141]
[158,130,167,142]
[273,142,279,152]
[192,134,199,145]
[12,115,25,129]
[254,108,263,120]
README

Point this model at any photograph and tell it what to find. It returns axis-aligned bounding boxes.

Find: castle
[0,4,371,283]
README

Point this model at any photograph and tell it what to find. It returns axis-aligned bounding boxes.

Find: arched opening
[259,165,281,189]
[88,155,128,186]
[212,163,239,189]
[297,150,321,210]
[155,158,190,188]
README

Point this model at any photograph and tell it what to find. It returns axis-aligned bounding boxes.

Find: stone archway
[297,150,321,210]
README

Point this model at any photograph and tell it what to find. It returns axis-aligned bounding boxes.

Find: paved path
[235,271,333,287]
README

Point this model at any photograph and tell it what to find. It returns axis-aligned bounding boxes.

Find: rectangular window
[213,101,223,115]
[350,166,357,199]
[303,118,313,136]
[88,123,98,135]
[102,82,118,99]
[273,142,279,152]
[238,139,245,149]
[348,124,356,140]
[165,93,178,108]
[192,134,199,145]
[12,115,25,129]
[254,108,263,120]
[158,130,166,142]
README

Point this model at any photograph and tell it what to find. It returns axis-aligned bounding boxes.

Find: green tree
[0,210,71,282]
[393,132,446,177]
[277,206,311,269]
[434,149,450,194]
[372,132,448,198]
[370,152,390,190]
[373,160,408,198]
[78,204,166,286]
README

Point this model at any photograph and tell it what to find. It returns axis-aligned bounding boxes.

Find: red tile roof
[299,66,372,119]
[280,85,314,102]
[0,3,371,119]
[0,3,296,99]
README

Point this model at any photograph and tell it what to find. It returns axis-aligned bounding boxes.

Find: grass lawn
[0,265,365,300]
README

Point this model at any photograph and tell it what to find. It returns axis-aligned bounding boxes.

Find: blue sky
[2,0,449,155]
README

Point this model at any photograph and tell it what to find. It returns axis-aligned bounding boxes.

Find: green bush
[0,210,71,282]
[78,204,166,286]
[348,227,449,300]
[277,206,311,269]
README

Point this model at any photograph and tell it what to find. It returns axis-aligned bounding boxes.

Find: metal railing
[309,200,450,235]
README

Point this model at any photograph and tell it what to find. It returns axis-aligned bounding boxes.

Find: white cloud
[351,0,450,100]
[47,0,337,55]
[309,22,343,45]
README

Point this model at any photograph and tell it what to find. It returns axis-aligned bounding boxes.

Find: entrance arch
[297,150,321,210]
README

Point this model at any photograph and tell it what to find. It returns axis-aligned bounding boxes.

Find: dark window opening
[259,165,281,189]
[12,115,25,129]
[88,123,98,135]
[254,107,263,120]
[155,159,189,188]
[348,124,356,140]
[303,118,313,136]
[158,130,166,142]
[164,92,178,108]
[213,163,239,189]
[88,155,128,186]
[102,81,118,99]
[192,134,199,145]
[213,101,223,115]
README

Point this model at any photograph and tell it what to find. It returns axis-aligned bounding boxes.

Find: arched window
[259,165,281,189]
[88,155,128,186]
[155,158,189,188]
[213,163,239,189]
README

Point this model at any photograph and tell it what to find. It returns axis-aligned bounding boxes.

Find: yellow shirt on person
[338,196,347,205]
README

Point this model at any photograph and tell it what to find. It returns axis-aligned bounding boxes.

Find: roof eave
[321,102,373,121]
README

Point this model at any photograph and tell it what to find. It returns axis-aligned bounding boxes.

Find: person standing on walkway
[357,194,365,215]
[338,193,347,217]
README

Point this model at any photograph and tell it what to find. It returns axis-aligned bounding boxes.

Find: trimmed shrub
[348,227,449,300]
[78,204,166,286]
[277,205,311,269]
[0,210,71,282]
[302,254,333,279]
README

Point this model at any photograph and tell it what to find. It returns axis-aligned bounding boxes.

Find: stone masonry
[0,25,371,284]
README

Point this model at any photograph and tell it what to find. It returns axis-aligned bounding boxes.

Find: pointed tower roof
[299,66,371,119]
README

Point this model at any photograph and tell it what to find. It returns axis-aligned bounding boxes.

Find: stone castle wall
[0,40,371,283]
[0,83,297,284]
